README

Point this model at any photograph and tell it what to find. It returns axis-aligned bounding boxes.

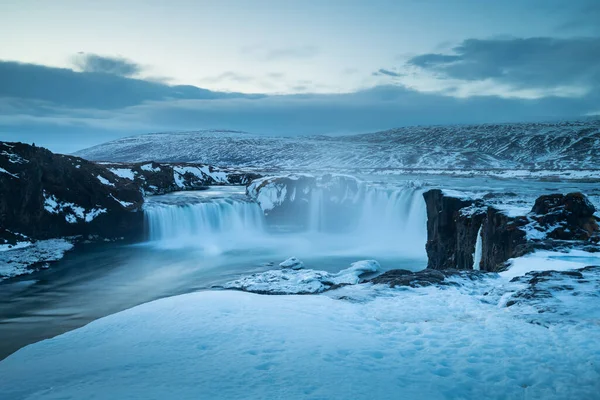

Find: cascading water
[144,191,266,253]
[143,182,428,260]
[304,182,428,258]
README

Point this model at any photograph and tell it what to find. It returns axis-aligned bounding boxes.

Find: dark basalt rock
[505,266,600,309]
[102,161,260,195]
[530,193,599,241]
[480,208,529,272]
[423,189,599,273]
[369,268,487,288]
[0,142,144,244]
[423,189,486,270]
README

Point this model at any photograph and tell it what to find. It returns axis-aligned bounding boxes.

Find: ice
[0,239,74,280]
[279,256,304,269]
[2,276,599,399]
[224,260,380,294]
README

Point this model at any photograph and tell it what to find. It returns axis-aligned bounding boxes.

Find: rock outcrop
[423,190,486,270]
[246,173,362,229]
[1,142,144,245]
[423,189,599,272]
[103,162,260,195]
[369,268,487,288]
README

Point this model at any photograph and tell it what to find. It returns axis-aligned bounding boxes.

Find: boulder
[530,193,599,241]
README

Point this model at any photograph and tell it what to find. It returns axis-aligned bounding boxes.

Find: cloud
[407,37,600,93]
[557,0,600,33]
[200,71,255,84]
[0,61,260,110]
[242,45,319,60]
[373,68,404,78]
[72,53,142,77]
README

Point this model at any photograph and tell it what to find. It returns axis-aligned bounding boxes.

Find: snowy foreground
[1,252,600,399]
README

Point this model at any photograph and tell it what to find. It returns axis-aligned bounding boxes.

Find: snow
[96,175,115,187]
[502,249,600,279]
[279,256,304,269]
[0,149,28,164]
[0,166,19,178]
[84,207,107,222]
[199,165,228,183]
[173,171,186,188]
[2,272,599,399]
[109,194,134,207]
[224,260,380,294]
[0,241,31,252]
[43,192,106,223]
[140,163,161,172]
[0,239,74,280]
[246,176,310,212]
[108,168,136,180]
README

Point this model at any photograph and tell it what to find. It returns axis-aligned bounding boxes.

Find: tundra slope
[75,120,600,172]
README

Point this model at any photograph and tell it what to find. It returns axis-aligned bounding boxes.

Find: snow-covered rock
[224,260,380,294]
[0,238,74,280]
[279,257,304,270]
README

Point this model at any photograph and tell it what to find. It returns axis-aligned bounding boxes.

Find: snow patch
[502,249,600,279]
[109,194,134,208]
[109,168,136,180]
[97,175,115,187]
[140,163,161,172]
[0,167,19,179]
[224,260,380,294]
[0,239,74,280]
[43,192,106,223]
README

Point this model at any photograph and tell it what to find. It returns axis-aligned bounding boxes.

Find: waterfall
[144,194,266,252]
[143,183,428,259]
[305,184,428,257]
[473,225,483,270]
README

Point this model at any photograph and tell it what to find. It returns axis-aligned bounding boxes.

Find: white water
[144,185,428,259]
[473,225,483,270]
[144,191,266,254]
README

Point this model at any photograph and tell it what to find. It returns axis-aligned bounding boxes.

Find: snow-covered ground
[1,251,599,399]
[0,239,74,280]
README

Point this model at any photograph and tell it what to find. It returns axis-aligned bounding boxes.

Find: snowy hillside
[74,120,600,172]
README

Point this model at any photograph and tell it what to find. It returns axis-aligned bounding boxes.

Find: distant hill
[74,120,600,171]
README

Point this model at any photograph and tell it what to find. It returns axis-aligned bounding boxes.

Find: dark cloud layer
[72,53,142,77]
[408,37,600,91]
[373,69,404,78]
[0,61,261,110]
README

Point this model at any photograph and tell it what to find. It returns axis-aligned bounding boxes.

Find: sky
[1,0,599,152]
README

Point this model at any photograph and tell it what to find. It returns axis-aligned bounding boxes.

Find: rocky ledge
[423,189,599,272]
